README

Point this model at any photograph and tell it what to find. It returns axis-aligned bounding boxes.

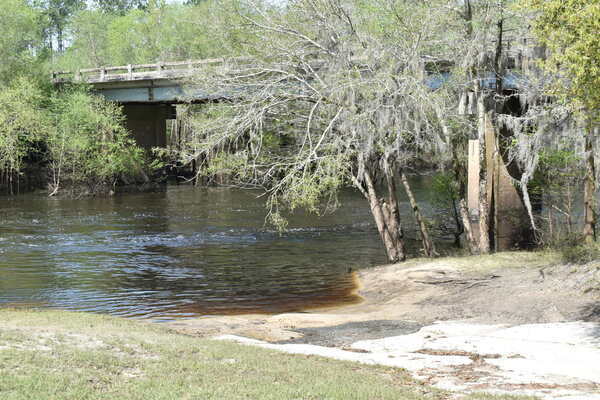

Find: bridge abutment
[122,104,175,150]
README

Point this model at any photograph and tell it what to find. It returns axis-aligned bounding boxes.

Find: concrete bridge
[52,59,225,148]
[52,57,524,149]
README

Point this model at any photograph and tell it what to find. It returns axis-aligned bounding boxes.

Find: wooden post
[127,64,133,80]
[468,140,480,216]
[100,67,106,81]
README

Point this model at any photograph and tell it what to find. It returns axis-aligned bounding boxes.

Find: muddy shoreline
[168,252,599,344]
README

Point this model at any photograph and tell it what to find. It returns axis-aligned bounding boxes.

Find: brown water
[1,186,400,320]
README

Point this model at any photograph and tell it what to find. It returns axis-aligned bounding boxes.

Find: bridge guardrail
[52,58,231,84]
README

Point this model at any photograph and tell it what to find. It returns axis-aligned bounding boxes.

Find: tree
[46,87,146,195]
[101,1,229,65]
[0,0,43,83]
[32,0,85,53]
[180,0,455,262]
[521,0,600,243]
[56,9,115,69]
[0,79,48,193]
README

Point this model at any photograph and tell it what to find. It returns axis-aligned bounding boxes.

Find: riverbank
[1,309,532,400]
[167,251,600,399]
[1,251,598,399]
[168,251,599,341]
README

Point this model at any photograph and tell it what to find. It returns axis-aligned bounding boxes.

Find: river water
[1,186,405,320]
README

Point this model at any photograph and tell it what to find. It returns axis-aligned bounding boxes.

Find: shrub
[560,239,600,265]
[0,78,47,192]
[47,86,146,195]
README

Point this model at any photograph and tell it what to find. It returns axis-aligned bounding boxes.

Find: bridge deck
[52,55,525,104]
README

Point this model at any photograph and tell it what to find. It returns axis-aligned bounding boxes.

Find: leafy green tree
[55,9,115,69]
[47,87,146,195]
[521,0,600,242]
[33,0,85,53]
[55,0,232,69]
[0,78,48,193]
[0,0,43,83]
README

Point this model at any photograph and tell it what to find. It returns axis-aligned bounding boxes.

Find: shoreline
[1,251,598,399]
[166,251,600,399]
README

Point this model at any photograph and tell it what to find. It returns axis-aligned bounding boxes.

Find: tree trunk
[57,26,64,53]
[400,171,437,257]
[478,180,491,253]
[363,169,404,263]
[459,199,478,254]
[384,169,406,261]
[352,168,406,263]
[583,122,597,243]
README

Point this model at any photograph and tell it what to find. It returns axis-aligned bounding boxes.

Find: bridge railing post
[127,64,133,80]
[100,67,106,82]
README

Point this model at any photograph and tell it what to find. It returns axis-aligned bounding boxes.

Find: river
[2,185,417,320]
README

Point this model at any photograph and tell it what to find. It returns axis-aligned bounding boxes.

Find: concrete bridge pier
[122,104,176,150]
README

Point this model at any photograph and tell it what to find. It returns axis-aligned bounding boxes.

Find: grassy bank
[0,310,535,400]
[396,250,563,273]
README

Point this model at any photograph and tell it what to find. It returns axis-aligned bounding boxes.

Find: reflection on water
[1,186,393,319]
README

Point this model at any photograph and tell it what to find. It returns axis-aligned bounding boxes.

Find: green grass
[399,250,561,273]
[0,310,537,400]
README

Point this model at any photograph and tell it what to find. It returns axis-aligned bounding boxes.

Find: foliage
[0,0,44,83]
[56,9,115,69]
[0,78,48,187]
[560,238,600,265]
[179,0,462,261]
[535,148,583,183]
[520,0,600,121]
[56,0,239,70]
[33,0,86,52]
[520,0,600,242]
[46,87,146,194]
[429,172,463,246]
[430,173,460,211]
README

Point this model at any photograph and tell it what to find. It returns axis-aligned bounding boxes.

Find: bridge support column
[467,112,531,251]
[122,104,175,150]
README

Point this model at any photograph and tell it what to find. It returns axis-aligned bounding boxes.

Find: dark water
[0,186,400,320]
